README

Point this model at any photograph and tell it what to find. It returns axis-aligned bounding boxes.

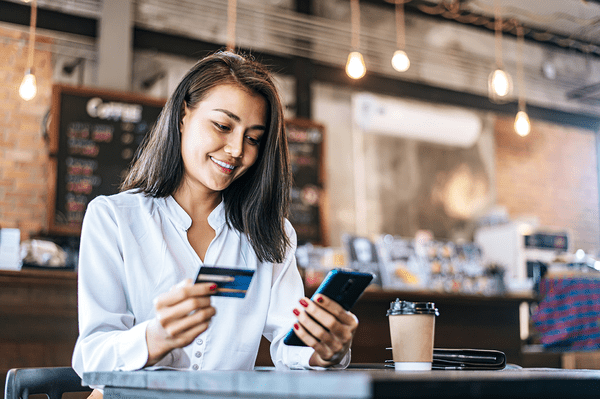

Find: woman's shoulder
[87,189,157,215]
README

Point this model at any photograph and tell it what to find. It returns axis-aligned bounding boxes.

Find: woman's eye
[213,122,230,132]
[246,136,261,146]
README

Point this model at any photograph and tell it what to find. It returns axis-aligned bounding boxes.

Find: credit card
[195,266,255,298]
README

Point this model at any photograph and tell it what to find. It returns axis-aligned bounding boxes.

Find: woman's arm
[72,197,151,374]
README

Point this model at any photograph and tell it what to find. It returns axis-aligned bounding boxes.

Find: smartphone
[283,268,374,346]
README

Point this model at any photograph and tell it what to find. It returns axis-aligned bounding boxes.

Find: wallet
[432,348,506,370]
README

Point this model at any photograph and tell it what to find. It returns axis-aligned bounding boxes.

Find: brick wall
[495,115,600,252]
[0,26,53,240]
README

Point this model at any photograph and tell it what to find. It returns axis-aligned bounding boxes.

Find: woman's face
[179,84,267,194]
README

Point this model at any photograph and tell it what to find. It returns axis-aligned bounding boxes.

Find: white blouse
[72,190,349,377]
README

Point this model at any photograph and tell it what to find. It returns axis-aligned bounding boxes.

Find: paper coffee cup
[387,299,439,371]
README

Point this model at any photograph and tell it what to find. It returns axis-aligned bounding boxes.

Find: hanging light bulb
[391,50,410,72]
[514,110,531,137]
[488,69,512,98]
[488,1,512,103]
[513,23,530,137]
[391,1,410,72]
[346,0,366,79]
[19,69,37,101]
[346,51,366,79]
[20,0,38,101]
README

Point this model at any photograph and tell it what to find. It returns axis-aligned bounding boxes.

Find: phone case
[283,269,373,346]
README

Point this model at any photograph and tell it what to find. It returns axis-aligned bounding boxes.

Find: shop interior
[2,0,600,396]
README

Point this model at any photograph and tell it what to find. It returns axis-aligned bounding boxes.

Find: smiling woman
[73,51,357,399]
[178,84,267,195]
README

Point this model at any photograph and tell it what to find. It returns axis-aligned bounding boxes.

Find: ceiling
[469,0,600,41]
[399,0,600,55]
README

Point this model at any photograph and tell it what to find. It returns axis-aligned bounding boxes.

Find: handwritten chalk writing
[287,127,322,143]
[86,97,143,123]
[66,157,98,176]
[66,175,101,194]
[293,155,316,167]
[289,143,315,154]
[68,138,99,157]
[92,125,114,142]
[65,192,87,212]
[67,210,85,225]
[67,123,90,139]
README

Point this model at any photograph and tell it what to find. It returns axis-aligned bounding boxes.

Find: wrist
[145,319,173,366]
[309,350,345,368]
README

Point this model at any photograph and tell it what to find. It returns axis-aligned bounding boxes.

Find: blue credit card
[195,266,255,298]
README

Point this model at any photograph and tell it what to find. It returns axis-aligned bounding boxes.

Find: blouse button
[192,364,199,370]
[196,339,203,345]
[195,351,202,358]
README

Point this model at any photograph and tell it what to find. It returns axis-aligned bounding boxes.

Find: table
[83,368,600,399]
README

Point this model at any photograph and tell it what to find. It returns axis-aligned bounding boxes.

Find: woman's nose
[224,132,244,158]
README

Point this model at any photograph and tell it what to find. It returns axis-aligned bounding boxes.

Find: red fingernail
[316,296,324,303]
[209,284,217,291]
[299,299,309,307]
[294,323,300,330]
[293,309,300,316]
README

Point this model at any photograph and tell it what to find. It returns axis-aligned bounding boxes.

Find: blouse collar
[161,196,226,231]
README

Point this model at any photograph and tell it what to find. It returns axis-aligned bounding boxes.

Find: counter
[84,368,600,399]
[0,269,79,395]
[0,268,537,397]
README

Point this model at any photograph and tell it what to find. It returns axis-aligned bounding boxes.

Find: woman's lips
[211,157,235,173]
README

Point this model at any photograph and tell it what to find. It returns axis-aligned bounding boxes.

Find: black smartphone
[283,268,374,346]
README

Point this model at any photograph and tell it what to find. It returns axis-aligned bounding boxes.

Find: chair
[4,367,92,399]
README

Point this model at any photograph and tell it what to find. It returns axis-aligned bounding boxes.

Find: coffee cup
[386,299,439,371]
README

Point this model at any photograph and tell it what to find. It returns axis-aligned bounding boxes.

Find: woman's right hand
[145,279,217,366]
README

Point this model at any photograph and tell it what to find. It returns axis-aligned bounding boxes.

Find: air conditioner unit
[352,93,482,148]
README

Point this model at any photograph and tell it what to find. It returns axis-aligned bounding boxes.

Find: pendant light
[19,0,37,101]
[514,23,531,137]
[488,1,512,103]
[226,0,237,52]
[346,0,366,79]
[391,0,410,72]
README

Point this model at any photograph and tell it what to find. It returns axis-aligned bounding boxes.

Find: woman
[72,51,357,393]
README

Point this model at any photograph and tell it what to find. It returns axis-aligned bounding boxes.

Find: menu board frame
[47,84,165,235]
[286,118,329,246]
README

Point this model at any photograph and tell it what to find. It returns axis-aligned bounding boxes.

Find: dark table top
[84,367,600,399]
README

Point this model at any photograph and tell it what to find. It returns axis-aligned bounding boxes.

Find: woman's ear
[179,103,188,131]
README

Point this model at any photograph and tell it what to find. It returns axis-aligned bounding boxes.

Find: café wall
[315,82,600,252]
[0,23,599,254]
[0,25,53,239]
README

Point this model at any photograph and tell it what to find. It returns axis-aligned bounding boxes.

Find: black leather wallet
[432,348,506,370]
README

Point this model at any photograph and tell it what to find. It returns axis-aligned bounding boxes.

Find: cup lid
[386,299,439,316]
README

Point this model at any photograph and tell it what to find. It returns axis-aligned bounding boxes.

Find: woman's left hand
[292,294,358,367]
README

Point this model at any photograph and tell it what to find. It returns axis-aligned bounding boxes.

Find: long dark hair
[121,51,292,263]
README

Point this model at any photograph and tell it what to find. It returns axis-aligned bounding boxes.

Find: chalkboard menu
[286,119,328,246]
[48,84,165,235]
